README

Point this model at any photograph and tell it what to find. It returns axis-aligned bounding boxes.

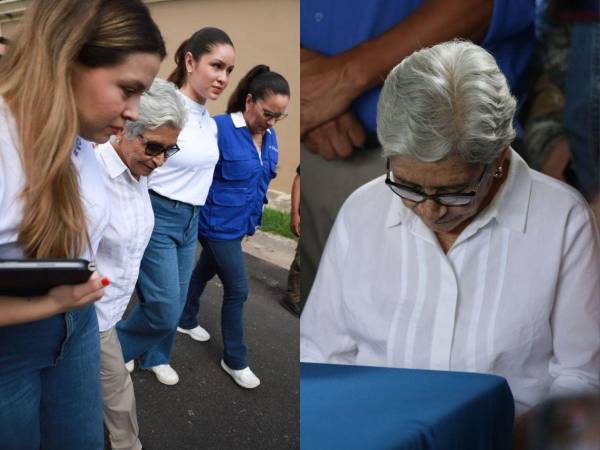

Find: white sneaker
[177,325,210,342]
[125,360,134,373]
[149,364,179,386]
[221,360,260,389]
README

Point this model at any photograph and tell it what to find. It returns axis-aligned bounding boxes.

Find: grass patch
[260,208,297,240]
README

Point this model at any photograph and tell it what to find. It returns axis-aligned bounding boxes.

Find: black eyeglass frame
[138,135,180,159]
[384,160,490,206]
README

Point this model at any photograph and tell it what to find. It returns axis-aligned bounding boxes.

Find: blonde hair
[0,0,165,258]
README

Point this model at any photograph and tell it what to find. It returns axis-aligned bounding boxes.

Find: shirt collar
[231,111,247,128]
[98,142,130,180]
[178,90,208,116]
[467,148,531,234]
[230,111,273,134]
[383,148,532,235]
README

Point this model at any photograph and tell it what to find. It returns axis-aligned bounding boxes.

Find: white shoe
[177,325,210,342]
[221,360,260,389]
[125,360,134,373]
[149,364,179,386]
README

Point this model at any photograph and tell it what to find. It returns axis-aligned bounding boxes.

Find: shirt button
[315,12,324,22]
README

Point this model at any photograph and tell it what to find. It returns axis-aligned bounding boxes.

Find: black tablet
[0,259,96,297]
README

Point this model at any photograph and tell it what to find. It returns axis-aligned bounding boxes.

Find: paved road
[112,253,299,450]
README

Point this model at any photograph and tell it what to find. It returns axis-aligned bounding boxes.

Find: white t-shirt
[147,91,219,206]
[300,149,600,414]
[94,142,154,331]
[0,97,109,260]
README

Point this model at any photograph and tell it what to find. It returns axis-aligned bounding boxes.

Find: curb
[242,229,296,270]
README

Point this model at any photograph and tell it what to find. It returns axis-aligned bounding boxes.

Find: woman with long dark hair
[0,0,165,447]
[178,65,291,389]
[117,28,236,386]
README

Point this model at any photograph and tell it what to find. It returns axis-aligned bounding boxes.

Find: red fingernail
[101,278,110,287]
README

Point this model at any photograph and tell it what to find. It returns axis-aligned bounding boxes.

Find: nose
[416,199,447,222]
[265,116,277,127]
[123,96,141,122]
[217,70,229,86]
[152,152,166,168]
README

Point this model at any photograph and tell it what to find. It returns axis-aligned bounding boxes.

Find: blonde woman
[0,0,165,448]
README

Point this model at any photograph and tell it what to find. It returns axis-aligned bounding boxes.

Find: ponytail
[167,39,190,88]
[226,64,290,113]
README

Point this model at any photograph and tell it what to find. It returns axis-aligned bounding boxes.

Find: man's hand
[301,49,362,137]
[304,110,366,161]
[290,212,300,237]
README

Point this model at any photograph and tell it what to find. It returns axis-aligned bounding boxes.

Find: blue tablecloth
[301,363,514,450]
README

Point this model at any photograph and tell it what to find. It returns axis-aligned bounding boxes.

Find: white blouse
[0,97,108,260]
[147,91,219,206]
[93,142,154,331]
[300,150,600,414]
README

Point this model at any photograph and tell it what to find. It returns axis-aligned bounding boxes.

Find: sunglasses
[138,135,180,159]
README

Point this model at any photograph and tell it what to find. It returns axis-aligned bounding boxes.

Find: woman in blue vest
[178,65,290,388]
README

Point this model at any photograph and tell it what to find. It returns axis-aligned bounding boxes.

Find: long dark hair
[168,27,234,88]
[226,64,290,113]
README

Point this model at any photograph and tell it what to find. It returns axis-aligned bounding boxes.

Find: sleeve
[481,0,535,108]
[300,206,357,364]
[548,205,600,394]
[482,0,535,45]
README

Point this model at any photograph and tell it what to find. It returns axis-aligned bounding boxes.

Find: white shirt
[147,91,219,205]
[0,97,108,260]
[300,150,600,414]
[93,142,154,331]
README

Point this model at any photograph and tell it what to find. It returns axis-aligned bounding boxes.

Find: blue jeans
[117,192,198,369]
[0,305,103,449]
[563,22,600,200]
[179,237,249,369]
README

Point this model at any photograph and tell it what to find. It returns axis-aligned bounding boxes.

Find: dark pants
[179,237,250,370]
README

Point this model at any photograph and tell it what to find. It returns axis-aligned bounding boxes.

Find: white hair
[377,40,516,164]
[123,78,187,138]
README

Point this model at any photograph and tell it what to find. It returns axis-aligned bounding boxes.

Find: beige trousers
[100,327,142,450]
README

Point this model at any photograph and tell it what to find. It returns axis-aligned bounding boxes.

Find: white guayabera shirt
[94,142,154,332]
[300,150,600,414]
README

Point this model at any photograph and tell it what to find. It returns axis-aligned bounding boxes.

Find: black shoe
[280,298,301,317]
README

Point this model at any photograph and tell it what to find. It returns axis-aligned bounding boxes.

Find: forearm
[291,175,300,215]
[0,295,63,327]
[342,0,493,96]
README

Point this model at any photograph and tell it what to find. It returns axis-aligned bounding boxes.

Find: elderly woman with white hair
[300,40,600,421]
[94,78,186,450]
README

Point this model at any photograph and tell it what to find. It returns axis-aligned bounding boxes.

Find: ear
[496,146,510,166]
[245,93,253,109]
[184,51,195,73]
[115,128,125,143]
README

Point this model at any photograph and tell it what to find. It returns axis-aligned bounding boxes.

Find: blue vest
[198,113,278,240]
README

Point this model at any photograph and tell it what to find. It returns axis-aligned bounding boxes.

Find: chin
[85,131,110,144]
[425,219,464,234]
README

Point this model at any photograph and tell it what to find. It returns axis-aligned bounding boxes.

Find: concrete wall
[1,0,299,194]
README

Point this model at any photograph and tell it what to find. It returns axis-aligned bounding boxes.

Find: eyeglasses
[256,101,288,122]
[385,160,490,206]
[138,135,180,159]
